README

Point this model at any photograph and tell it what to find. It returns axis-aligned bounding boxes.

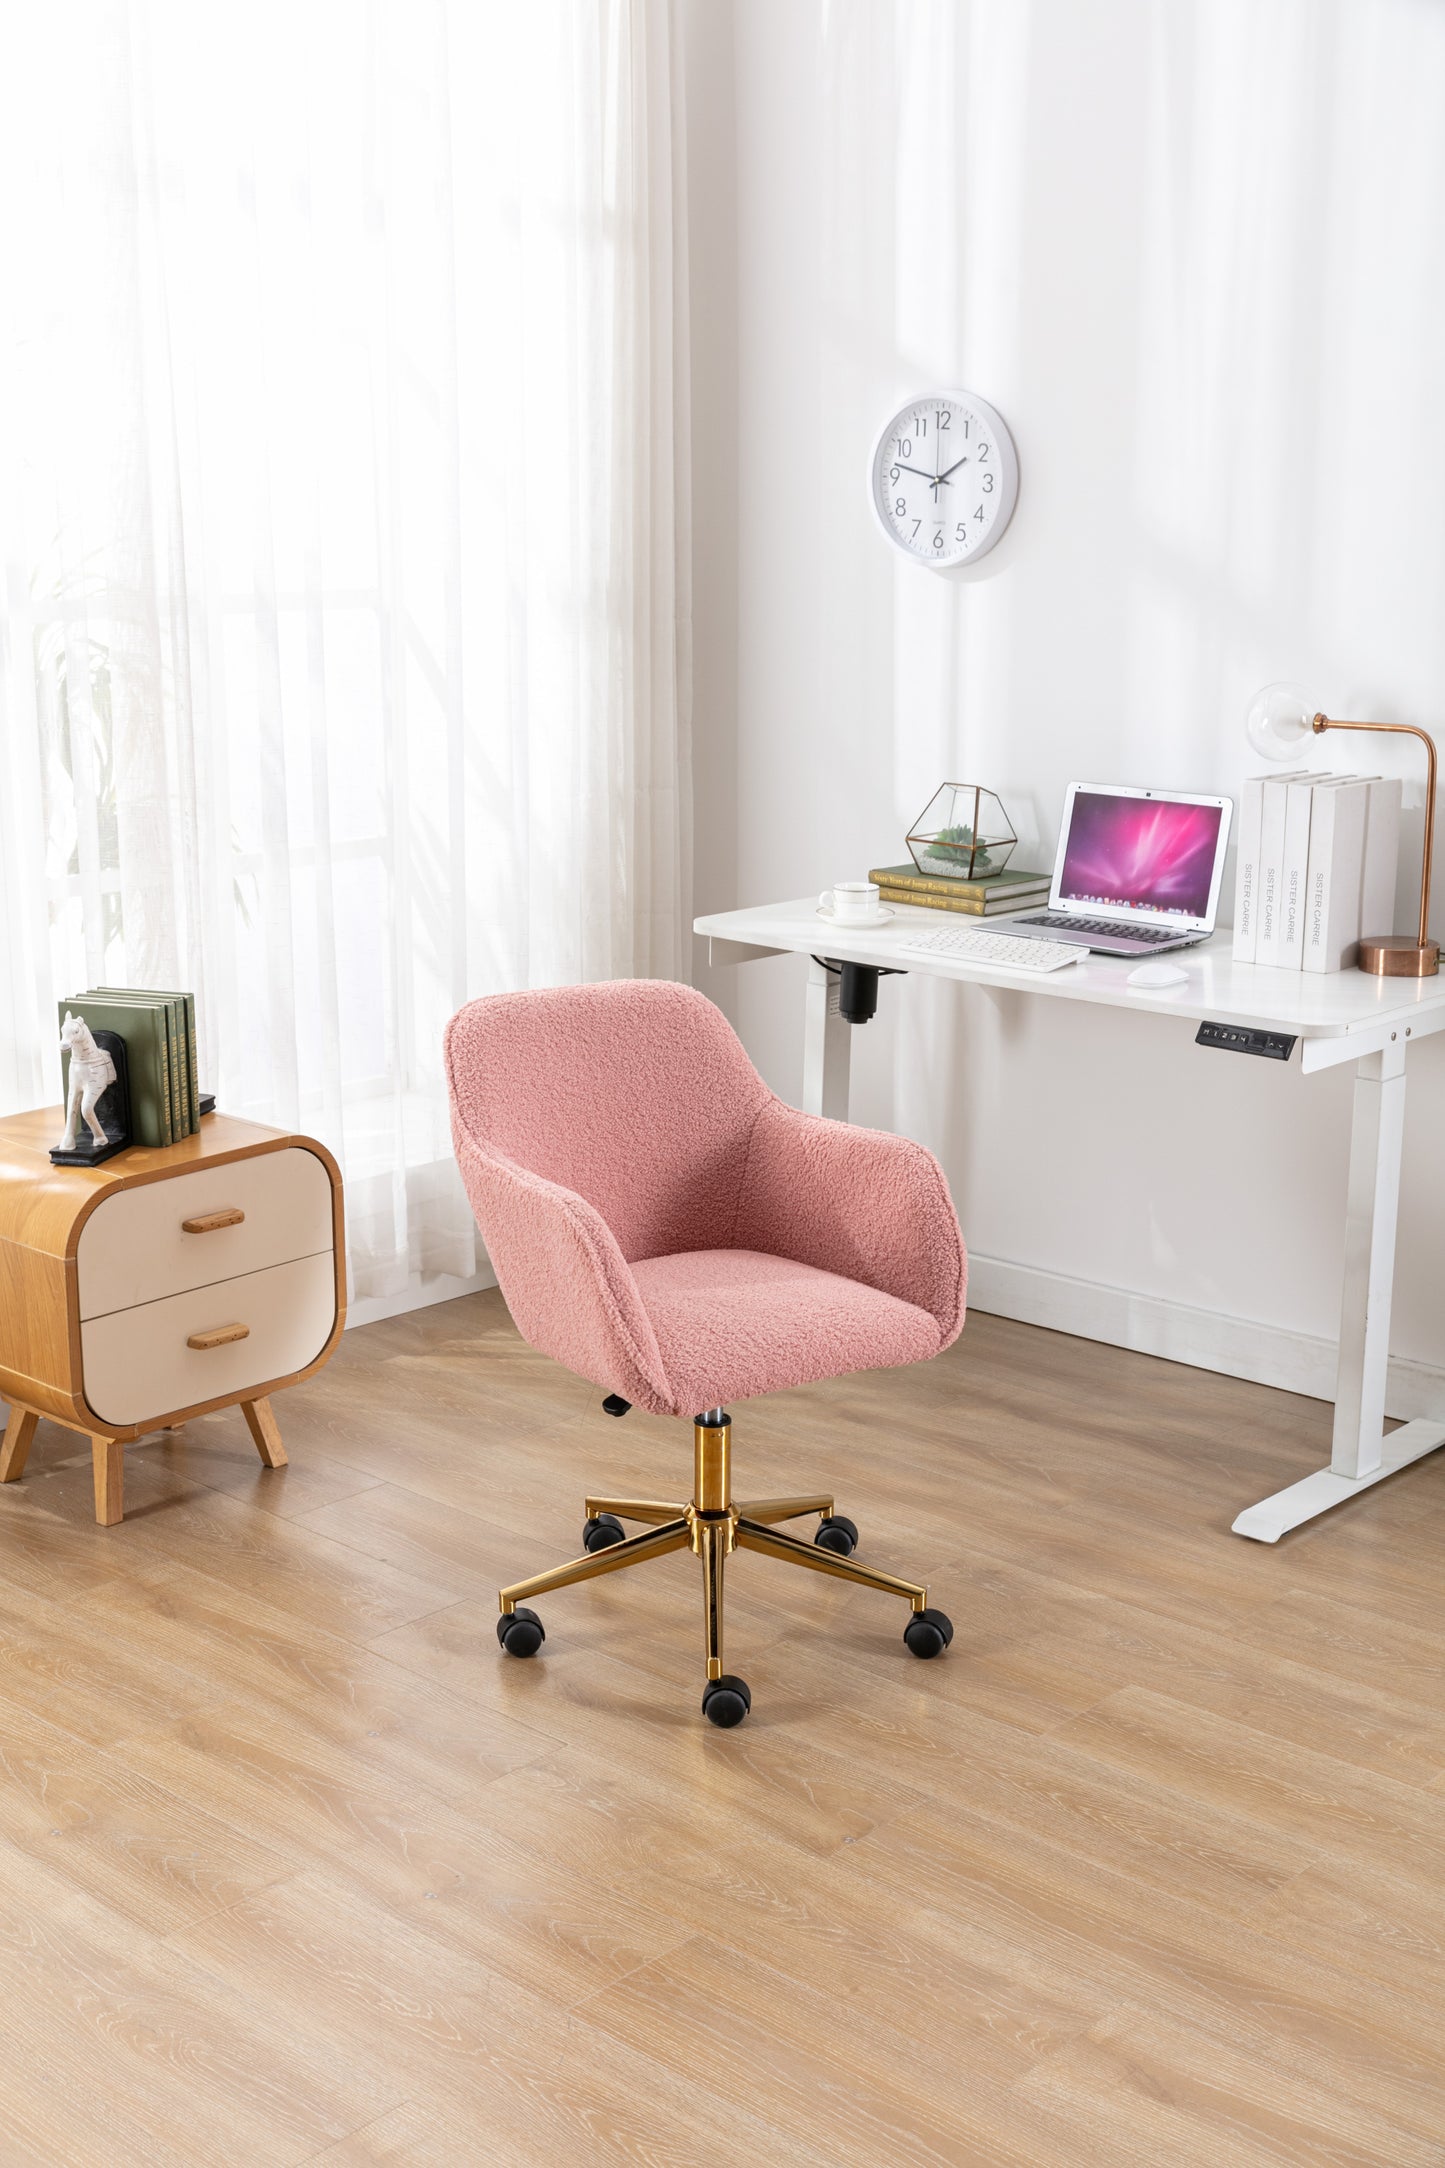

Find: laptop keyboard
[1021,914,1185,945]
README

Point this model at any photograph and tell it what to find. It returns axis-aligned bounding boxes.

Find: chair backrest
[445,981,770,1262]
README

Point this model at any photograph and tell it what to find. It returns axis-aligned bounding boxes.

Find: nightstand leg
[0,1406,38,1483]
[92,1438,123,1525]
[241,1397,288,1469]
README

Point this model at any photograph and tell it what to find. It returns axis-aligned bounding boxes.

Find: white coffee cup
[819,880,881,923]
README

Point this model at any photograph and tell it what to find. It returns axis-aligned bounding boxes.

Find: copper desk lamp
[1246,683,1439,978]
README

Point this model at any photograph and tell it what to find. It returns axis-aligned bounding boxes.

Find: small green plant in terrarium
[907,785,1017,881]
[931,821,994,874]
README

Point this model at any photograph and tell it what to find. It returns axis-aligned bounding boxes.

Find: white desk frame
[695,898,1445,1543]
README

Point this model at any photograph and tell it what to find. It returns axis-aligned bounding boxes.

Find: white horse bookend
[59,1012,117,1151]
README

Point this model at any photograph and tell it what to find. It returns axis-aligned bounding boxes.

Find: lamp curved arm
[1314,715,1437,948]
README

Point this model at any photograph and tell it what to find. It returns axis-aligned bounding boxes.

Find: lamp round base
[1358,935,1440,978]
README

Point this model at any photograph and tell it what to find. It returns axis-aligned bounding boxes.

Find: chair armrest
[451,1123,675,1414]
[735,1100,966,1343]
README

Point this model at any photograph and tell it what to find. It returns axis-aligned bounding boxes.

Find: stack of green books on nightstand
[869,863,1053,917]
[57,988,200,1148]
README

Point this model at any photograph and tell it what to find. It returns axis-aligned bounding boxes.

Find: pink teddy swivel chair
[445,979,966,1727]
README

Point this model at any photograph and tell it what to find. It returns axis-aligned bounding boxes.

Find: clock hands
[874,396,1014,561]
[894,446,970,507]
[897,458,955,502]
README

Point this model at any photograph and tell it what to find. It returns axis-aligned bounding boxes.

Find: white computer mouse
[1127,959,1190,991]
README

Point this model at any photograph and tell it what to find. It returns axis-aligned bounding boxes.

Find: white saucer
[816,904,895,928]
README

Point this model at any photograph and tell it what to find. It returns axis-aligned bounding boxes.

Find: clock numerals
[874,393,1015,565]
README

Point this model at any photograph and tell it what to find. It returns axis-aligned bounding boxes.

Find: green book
[159,992,197,1133]
[181,995,198,1128]
[166,996,185,1134]
[98,988,197,1132]
[159,996,183,1137]
[167,997,185,1134]
[80,992,179,1143]
[90,991,187,1137]
[869,862,1052,900]
[59,995,172,1147]
[877,884,1043,917]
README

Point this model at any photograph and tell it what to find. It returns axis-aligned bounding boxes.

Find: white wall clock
[869,391,1018,568]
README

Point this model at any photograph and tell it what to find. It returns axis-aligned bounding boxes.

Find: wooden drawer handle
[182,1208,245,1234]
[186,1323,251,1351]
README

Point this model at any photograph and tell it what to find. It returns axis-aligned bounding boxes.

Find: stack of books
[1232,775,1401,972]
[57,988,200,1147]
[869,862,1052,917]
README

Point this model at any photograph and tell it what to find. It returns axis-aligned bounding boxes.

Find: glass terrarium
[906,785,1017,881]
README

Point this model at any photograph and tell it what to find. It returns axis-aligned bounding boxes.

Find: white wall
[684,0,1445,1405]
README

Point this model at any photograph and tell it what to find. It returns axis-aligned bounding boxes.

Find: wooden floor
[4,1297,1445,2162]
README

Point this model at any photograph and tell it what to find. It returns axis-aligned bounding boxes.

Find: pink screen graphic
[1058,792,1223,918]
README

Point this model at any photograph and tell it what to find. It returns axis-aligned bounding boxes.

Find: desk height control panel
[1196,1021,1297,1062]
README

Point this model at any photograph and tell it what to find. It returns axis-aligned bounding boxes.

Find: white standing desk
[694,896,1445,1542]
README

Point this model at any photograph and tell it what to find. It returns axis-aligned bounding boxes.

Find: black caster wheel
[497,1606,545,1657]
[701,1674,752,1728]
[582,1513,627,1553]
[814,1513,859,1557]
[903,1607,954,1660]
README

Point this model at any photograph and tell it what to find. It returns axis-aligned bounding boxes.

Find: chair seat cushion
[630,1248,943,1415]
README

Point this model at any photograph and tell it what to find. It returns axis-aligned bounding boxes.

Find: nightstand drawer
[80,1251,337,1426]
[76,1146,334,1321]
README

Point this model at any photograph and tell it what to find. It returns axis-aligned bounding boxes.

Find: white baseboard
[347,1246,1445,1429]
[346,1264,497,1331]
[966,1252,1445,1424]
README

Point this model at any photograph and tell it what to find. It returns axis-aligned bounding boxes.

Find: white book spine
[1256,776,1296,965]
[1277,778,1317,969]
[1359,778,1402,942]
[1232,776,1265,961]
[1303,780,1370,973]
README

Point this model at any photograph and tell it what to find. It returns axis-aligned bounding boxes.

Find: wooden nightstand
[0,1108,346,1524]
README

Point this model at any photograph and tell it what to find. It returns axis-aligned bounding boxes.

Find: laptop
[1002,782,1233,955]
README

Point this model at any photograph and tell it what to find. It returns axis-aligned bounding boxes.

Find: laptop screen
[1057,790,1225,919]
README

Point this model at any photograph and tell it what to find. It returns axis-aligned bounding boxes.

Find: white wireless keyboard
[894,926,1083,973]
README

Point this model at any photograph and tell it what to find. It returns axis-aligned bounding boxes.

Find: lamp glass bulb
[1245,682,1315,764]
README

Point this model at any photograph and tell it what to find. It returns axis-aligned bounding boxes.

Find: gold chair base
[500,1411,929,1684]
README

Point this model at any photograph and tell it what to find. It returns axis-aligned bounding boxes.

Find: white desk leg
[802,958,852,1119]
[1233,1041,1445,1541]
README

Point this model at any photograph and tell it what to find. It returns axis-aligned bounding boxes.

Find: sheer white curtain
[0,0,690,1315]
